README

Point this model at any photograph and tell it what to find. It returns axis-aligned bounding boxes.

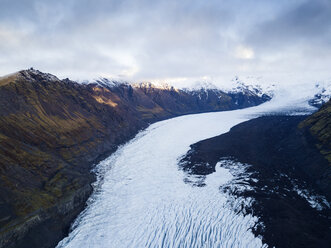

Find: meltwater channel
[57,88,316,248]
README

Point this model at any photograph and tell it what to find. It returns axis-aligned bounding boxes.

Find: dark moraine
[180,115,331,248]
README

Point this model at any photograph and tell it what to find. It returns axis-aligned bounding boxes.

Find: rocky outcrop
[0,69,269,248]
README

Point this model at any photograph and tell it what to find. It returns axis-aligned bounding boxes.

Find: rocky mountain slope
[0,69,270,248]
[300,99,331,163]
[180,100,331,248]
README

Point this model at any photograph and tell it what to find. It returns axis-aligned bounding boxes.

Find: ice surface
[57,89,318,248]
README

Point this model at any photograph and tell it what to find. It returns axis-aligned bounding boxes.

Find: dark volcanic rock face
[0,69,269,248]
[300,99,331,164]
[180,112,331,248]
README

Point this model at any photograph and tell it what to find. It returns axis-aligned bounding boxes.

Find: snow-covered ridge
[84,76,275,99]
[181,81,219,92]
[85,77,130,88]
[74,74,331,107]
[225,76,276,98]
[309,81,331,107]
[68,74,331,109]
[20,68,60,82]
[172,77,276,100]
[176,76,275,98]
[132,81,177,91]
[84,78,178,91]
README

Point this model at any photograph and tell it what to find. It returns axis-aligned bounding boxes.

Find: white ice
[57,88,319,248]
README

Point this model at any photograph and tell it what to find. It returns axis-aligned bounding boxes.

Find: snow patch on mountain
[94,78,129,88]
[86,75,274,99]
[309,81,331,107]
[181,81,219,91]
[179,77,275,101]
[224,76,276,98]
[133,81,178,91]
[20,68,60,82]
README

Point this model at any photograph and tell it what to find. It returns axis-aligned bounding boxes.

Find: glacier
[57,86,318,248]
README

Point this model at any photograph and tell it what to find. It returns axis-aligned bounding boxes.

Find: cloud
[247,0,331,49]
[235,46,255,60]
[0,0,330,86]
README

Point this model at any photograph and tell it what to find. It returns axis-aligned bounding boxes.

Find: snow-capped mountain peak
[132,82,177,91]
[182,81,219,92]
[225,76,276,98]
[309,81,331,107]
[19,68,60,82]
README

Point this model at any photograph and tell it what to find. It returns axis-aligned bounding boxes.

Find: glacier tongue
[57,93,315,248]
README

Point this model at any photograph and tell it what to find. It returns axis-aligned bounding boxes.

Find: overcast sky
[0,0,331,86]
